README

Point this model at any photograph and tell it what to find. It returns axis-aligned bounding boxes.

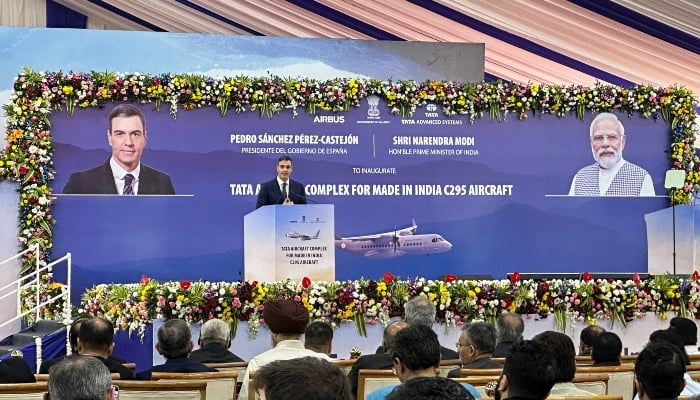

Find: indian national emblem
[367,95,380,118]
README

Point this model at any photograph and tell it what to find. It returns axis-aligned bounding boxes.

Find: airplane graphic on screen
[335,219,452,258]
[285,230,320,241]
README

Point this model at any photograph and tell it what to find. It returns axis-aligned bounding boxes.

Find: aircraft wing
[342,219,418,241]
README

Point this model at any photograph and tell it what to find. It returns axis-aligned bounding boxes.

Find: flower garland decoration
[1,68,698,320]
[77,274,700,339]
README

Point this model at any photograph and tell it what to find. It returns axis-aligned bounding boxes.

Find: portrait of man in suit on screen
[255,155,306,208]
[62,104,175,195]
[568,112,655,197]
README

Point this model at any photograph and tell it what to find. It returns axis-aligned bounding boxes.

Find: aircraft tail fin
[313,230,320,239]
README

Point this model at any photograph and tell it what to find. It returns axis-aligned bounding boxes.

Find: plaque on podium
[243,204,335,282]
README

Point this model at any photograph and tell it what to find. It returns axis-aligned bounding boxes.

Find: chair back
[572,373,609,395]
[459,368,503,377]
[113,380,207,400]
[436,359,462,377]
[357,369,399,400]
[150,371,238,400]
[0,381,48,399]
[333,359,357,375]
[452,376,499,397]
[576,365,634,400]
[122,362,137,370]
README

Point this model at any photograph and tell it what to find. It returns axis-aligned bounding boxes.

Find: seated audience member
[533,331,594,396]
[579,324,605,356]
[647,329,700,396]
[366,324,480,400]
[189,318,244,363]
[591,331,622,366]
[136,318,217,379]
[47,355,116,400]
[0,355,35,383]
[670,317,699,355]
[386,376,475,400]
[348,321,408,397]
[253,356,352,400]
[237,299,330,400]
[41,317,134,379]
[404,295,459,360]
[304,321,334,355]
[493,312,524,358]
[448,322,502,378]
[634,341,686,400]
[494,340,557,400]
[41,317,126,374]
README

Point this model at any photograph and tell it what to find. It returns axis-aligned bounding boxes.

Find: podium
[645,204,696,275]
[243,204,335,282]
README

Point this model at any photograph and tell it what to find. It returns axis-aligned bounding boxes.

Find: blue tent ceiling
[48,0,700,95]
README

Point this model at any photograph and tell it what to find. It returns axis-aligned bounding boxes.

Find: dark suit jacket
[0,358,36,383]
[255,178,306,208]
[40,355,134,379]
[447,357,503,378]
[347,353,393,396]
[135,357,217,380]
[63,159,175,195]
[189,342,244,363]
[492,341,515,358]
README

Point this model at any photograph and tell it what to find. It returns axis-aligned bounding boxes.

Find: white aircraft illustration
[335,219,452,258]
[286,230,320,241]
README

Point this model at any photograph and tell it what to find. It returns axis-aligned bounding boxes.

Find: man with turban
[237,299,331,400]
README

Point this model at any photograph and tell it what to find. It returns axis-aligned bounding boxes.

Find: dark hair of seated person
[649,329,691,365]
[386,376,474,400]
[591,331,622,365]
[635,341,686,399]
[254,356,352,400]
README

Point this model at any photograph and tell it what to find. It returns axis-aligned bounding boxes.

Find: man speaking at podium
[256,155,307,208]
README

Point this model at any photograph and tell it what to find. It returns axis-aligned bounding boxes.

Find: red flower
[383,272,395,284]
[693,271,699,282]
[444,274,457,283]
[509,271,520,284]
[632,272,640,285]
[18,166,28,175]
[180,280,191,290]
[301,277,311,289]
[140,274,150,285]
[581,272,592,282]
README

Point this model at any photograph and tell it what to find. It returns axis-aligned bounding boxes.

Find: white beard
[594,148,622,169]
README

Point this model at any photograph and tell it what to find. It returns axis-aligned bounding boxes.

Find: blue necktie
[123,174,135,195]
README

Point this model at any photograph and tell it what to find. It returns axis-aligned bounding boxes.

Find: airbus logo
[313,115,345,123]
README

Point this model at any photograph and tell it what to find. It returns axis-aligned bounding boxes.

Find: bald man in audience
[189,318,244,363]
[237,299,330,400]
[404,295,459,360]
[136,318,217,379]
[579,324,605,356]
[493,312,524,358]
[348,320,408,397]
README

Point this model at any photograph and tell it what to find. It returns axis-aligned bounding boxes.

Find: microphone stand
[672,188,677,275]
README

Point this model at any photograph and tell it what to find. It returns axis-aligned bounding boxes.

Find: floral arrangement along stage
[79,273,700,340]
[1,68,698,320]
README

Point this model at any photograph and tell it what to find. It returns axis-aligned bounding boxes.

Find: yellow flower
[62,86,74,95]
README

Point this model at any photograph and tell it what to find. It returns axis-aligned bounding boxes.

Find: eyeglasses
[456,342,473,350]
[591,134,621,144]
